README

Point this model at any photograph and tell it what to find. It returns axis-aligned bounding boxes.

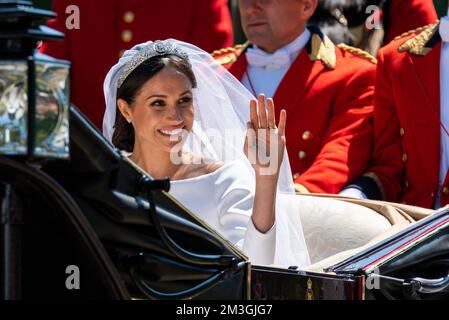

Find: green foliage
[434,0,448,17]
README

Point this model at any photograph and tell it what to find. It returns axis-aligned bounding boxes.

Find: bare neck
[130,140,181,180]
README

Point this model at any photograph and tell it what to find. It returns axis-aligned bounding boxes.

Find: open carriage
[1,0,449,301]
[1,106,449,300]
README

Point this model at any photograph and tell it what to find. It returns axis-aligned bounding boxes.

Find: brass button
[402,153,408,163]
[400,128,405,137]
[123,11,135,23]
[298,151,307,160]
[443,187,449,196]
[302,130,312,141]
[431,193,435,198]
[121,30,133,43]
[405,180,409,188]
[293,172,300,180]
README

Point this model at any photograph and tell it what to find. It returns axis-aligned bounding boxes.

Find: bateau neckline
[170,161,238,184]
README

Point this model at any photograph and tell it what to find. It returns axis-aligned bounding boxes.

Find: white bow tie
[246,47,291,70]
[440,16,449,42]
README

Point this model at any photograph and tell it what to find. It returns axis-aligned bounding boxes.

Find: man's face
[239,0,317,53]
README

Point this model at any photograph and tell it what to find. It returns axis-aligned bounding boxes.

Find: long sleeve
[213,162,276,265]
[295,63,375,194]
[364,48,404,201]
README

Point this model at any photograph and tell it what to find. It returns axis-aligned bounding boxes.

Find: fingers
[244,121,257,163]
[249,99,259,130]
[257,94,268,129]
[267,98,275,129]
[278,109,287,136]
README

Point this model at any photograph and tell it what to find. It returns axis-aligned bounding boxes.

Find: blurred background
[31,0,449,45]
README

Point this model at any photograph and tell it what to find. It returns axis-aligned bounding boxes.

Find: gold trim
[294,183,309,194]
[337,43,377,64]
[398,21,440,56]
[211,42,250,66]
[363,172,386,201]
[306,278,314,300]
[393,20,439,42]
[309,33,336,69]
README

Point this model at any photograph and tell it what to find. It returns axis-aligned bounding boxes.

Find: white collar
[246,29,311,69]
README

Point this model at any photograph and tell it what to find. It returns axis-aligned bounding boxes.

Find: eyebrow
[146,90,192,100]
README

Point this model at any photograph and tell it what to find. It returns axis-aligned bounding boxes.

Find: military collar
[242,26,337,69]
[398,21,441,56]
[305,25,337,69]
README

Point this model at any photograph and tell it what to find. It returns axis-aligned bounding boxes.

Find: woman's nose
[167,106,183,122]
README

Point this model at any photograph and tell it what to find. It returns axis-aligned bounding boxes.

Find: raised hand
[244,93,287,179]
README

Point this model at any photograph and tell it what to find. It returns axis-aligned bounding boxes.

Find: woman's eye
[151,100,165,107]
[178,97,192,104]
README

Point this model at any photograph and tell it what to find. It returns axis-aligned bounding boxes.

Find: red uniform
[384,0,437,43]
[213,27,376,194]
[41,0,234,129]
[354,21,444,208]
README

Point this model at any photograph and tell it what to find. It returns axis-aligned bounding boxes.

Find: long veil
[103,39,310,268]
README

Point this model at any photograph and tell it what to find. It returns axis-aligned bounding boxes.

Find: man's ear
[117,98,133,122]
[302,0,318,19]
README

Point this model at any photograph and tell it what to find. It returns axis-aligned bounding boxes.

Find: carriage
[1,0,449,301]
[1,106,448,300]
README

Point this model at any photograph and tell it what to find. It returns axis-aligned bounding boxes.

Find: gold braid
[337,43,377,64]
[392,20,440,42]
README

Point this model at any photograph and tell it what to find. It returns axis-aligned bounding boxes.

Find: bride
[103,39,390,268]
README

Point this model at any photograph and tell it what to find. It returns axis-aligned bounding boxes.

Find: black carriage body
[2,106,449,300]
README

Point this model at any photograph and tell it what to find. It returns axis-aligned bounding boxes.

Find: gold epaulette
[211,42,250,66]
[393,20,439,42]
[397,21,440,56]
[337,43,377,64]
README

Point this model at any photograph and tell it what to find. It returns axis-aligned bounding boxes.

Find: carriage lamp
[0,0,70,159]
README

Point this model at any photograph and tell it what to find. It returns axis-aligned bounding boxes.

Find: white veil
[103,39,310,268]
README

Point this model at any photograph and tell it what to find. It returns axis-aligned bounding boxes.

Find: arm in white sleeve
[214,162,276,265]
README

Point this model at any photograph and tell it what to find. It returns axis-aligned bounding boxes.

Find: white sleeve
[214,162,276,265]
[339,187,368,199]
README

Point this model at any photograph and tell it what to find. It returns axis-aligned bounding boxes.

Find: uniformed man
[343,8,448,209]
[213,0,376,194]
[41,0,234,129]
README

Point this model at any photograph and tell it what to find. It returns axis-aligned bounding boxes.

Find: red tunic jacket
[384,0,438,43]
[355,21,445,208]
[41,0,234,129]
[213,27,376,194]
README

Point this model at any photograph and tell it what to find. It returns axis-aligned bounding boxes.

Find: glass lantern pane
[0,61,28,155]
[34,59,70,158]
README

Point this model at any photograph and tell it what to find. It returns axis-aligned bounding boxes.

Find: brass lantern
[0,0,70,159]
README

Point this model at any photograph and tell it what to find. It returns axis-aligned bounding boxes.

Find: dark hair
[112,54,197,152]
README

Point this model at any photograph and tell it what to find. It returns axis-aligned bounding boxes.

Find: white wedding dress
[170,160,392,267]
[103,39,392,270]
[170,160,311,268]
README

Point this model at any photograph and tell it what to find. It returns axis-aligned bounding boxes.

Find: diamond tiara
[117,40,190,89]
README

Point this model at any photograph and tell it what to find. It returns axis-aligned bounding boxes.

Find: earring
[126,118,132,123]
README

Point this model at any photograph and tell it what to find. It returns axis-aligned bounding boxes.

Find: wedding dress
[103,39,391,270]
